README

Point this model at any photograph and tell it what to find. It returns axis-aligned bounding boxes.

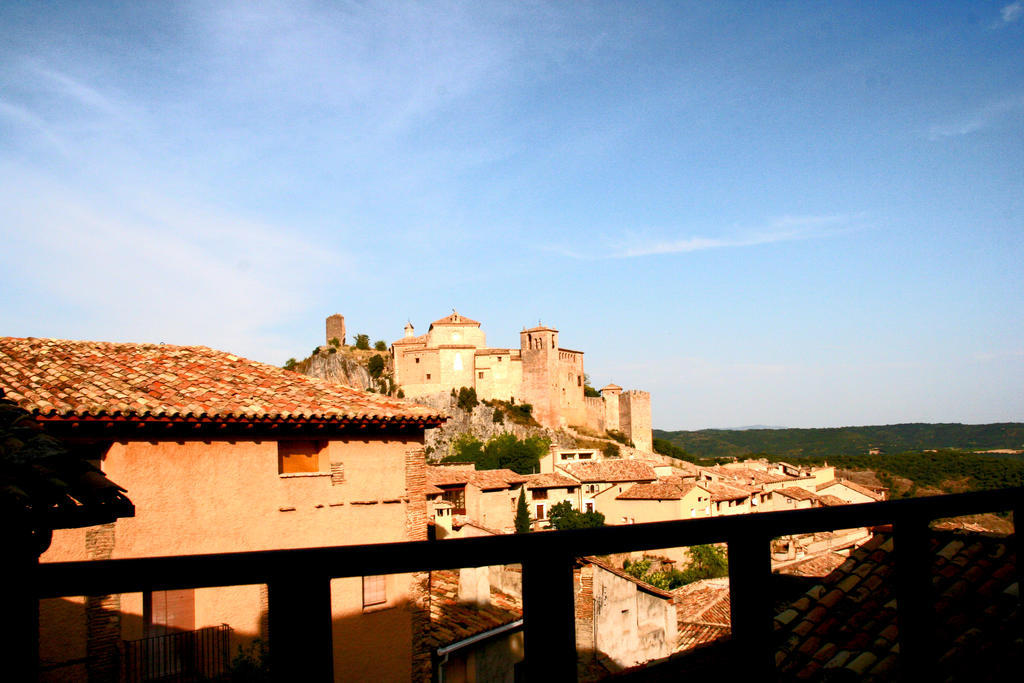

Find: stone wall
[325,314,346,346]
[582,396,606,433]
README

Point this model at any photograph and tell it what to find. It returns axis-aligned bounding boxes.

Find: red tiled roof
[774,530,1020,680]
[559,459,657,484]
[816,478,886,501]
[616,481,704,501]
[391,334,428,346]
[600,383,622,392]
[0,337,444,425]
[707,465,806,485]
[427,466,525,490]
[523,472,578,490]
[425,570,522,649]
[775,486,821,502]
[702,481,752,502]
[429,311,481,328]
[673,578,731,653]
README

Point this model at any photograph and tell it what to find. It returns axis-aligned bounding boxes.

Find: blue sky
[1,1,1022,430]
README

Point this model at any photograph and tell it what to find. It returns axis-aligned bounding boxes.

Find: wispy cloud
[549,214,855,260]
[926,94,1024,139]
[994,2,1023,27]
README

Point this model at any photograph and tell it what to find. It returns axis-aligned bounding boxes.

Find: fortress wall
[395,349,442,398]
[603,391,620,433]
[619,390,652,453]
[583,396,606,433]
[437,347,477,394]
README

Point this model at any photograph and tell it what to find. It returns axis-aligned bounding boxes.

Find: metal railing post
[728,530,774,676]
[520,552,577,681]
[267,574,334,681]
[894,512,934,681]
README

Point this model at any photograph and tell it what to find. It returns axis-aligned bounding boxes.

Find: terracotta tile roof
[775,487,821,502]
[702,481,752,502]
[427,466,525,490]
[774,551,849,578]
[470,469,528,490]
[391,333,428,346]
[425,569,522,649]
[600,383,622,392]
[773,530,1020,680]
[429,311,481,328]
[816,494,848,507]
[616,481,704,501]
[424,483,445,496]
[673,578,731,653]
[523,472,578,490]
[0,337,444,425]
[708,465,807,485]
[815,478,886,501]
[560,460,657,484]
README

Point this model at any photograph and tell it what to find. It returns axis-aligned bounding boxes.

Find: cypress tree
[514,487,531,534]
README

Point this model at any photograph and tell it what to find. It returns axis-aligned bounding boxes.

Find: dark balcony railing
[25,486,1024,681]
[121,624,232,682]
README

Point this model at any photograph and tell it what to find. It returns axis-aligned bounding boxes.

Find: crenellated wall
[619,390,652,453]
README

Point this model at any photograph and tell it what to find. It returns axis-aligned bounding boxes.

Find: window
[532,489,548,500]
[441,487,466,514]
[498,357,502,362]
[536,504,546,519]
[479,371,484,379]
[568,487,578,494]
[144,589,194,636]
[415,357,420,364]
[579,452,592,460]
[585,502,594,513]
[363,575,387,608]
[278,440,325,474]
[426,373,431,380]
[577,376,582,386]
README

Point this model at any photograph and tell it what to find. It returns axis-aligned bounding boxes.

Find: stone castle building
[385,310,653,451]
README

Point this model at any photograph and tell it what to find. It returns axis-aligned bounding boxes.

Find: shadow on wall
[39,590,418,683]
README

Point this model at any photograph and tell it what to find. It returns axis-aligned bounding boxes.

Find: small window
[478,371,484,379]
[536,504,546,519]
[577,376,582,386]
[533,489,548,500]
[363,575,387,608]
[498,357,502,362]
[415,357,420,364]
[425,373,431,380]
[579,452,592,460]
[278,440,325,474]
[585,502,594,513]
[568,487,578,494]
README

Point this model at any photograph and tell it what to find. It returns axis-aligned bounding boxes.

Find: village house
[521,472,581,526]
[386,311,653,451]
[0,336,444,682]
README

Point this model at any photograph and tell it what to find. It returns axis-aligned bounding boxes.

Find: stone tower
[326,314,346,346]
[519,326,560,428]
[619,390,653,452]
[600,384,622,433]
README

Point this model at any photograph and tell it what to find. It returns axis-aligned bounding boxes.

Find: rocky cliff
[298,348,376,391]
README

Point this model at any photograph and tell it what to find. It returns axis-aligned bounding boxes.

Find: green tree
[354,334,370,350]
[283,358,297,371]
[583,373,601,398]
[328,337,341,348]
[492,408,504,424]
[548,501,605,530]
[367,354,386,378]
[603,443,620,459]
[515,488,531,533]
[374,340,387,351]
[679,544,728,583]
[456,386,478,412]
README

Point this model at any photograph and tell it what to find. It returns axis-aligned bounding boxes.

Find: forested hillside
[654,423,1024,460]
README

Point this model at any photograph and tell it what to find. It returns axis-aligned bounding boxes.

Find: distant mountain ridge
[654,422,1024,459]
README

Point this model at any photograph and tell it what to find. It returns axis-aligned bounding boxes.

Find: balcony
[19,486,1024,681]
[121,624,232,682]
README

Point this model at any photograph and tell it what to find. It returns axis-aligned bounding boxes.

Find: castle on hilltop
[378,310,652,451]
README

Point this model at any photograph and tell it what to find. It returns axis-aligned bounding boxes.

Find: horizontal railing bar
[38,486,1024,598]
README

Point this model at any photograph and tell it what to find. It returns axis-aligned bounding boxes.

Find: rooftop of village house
[0,336,443,424]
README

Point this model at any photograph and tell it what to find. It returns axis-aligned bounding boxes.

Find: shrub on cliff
[374,340,387,351]
[367,354,385,378]
[354,334,370,350]
[456,386,478,412]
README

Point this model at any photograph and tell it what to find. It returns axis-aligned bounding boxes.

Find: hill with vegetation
[654,423,1024,460]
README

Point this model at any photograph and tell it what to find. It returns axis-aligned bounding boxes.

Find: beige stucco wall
[40,435,422,682]
[591,565,676,669]
[465,484,517,532]
[394,346,443,397]
[594,488,711,527]
[526,485,580,525]
[427,323,486,349]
